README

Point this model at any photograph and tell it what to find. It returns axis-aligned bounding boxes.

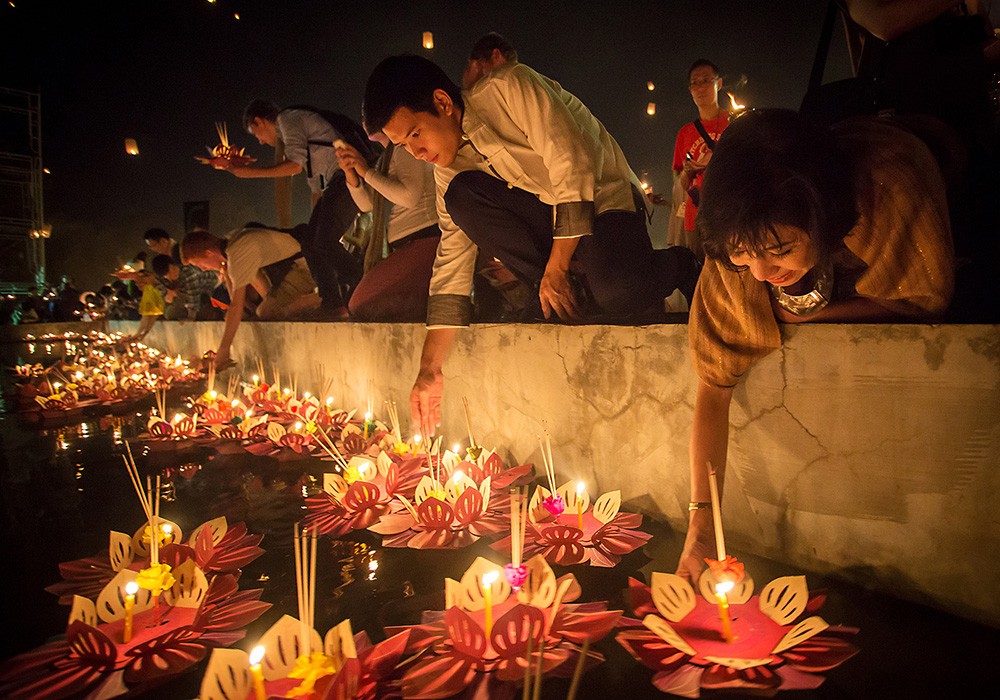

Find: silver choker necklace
[769,265,832,317]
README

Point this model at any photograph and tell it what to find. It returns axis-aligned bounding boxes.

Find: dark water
[1,354,999,699]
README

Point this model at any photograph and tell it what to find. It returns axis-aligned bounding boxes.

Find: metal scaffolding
[0,86,46,294]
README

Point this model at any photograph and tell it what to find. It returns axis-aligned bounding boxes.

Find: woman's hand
[676,508,716,583]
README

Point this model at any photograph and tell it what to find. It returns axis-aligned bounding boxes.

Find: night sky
[3,0,856,291]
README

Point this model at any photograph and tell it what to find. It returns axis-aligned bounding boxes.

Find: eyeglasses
[689,77,718,87]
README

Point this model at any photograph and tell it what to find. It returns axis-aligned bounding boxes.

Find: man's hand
[410,369,443,439]
[539,266,579,321]
[214,348,231,368]
[336,142,368,179]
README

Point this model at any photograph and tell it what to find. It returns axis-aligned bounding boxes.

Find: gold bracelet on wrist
[688,501,712,511]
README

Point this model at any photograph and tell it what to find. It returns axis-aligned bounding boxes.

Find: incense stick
[565,638,590,700]
[462,396,476,449]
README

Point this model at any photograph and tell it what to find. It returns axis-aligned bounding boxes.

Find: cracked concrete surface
[90,319,1000,626]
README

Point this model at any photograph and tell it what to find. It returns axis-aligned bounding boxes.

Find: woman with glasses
[671,59,731,250]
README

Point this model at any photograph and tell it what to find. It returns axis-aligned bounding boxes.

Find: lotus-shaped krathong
[0,566,271,699]
[201,617,412,700]
[243,420,319,460]
[385,556,621,699]
[616,572,859,697]
[304,452,428,538]
[367,468,509,549]
[195,122,257,169]
[46,517,265,605]
[492,483,651,567]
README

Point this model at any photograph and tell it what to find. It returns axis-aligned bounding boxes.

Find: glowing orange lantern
[646,102,656,116]
[124,138,139,156]
[422,31,434,50]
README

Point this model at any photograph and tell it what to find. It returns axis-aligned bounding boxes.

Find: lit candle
[363,411,372,439]
[252,374,259,387]
[576,482,585,531]
[123,580,139,643]
[482,570,498,637]
[715,581,734,642]
[249,645,267,700]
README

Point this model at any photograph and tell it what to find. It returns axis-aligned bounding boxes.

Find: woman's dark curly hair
[698,109,858,271]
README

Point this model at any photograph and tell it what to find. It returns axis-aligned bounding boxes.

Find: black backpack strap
[692,119,716,151]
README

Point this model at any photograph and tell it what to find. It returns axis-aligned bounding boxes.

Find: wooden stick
[309,526,317,652]
[294,525,307,654]
[531,639,545,700]
[707,463,726,561]
[565,638,590,700]
[522,634,533,700]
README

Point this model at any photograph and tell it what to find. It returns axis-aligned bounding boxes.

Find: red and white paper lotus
[0,565,271,699]
[492,483,651,567]
[385,556,620,699]
[367,469,509,549]
[46,516,265,605]
[200,617,412,700]
[616,571,859,697]
[243,420,321,460]
[303,452,428,538]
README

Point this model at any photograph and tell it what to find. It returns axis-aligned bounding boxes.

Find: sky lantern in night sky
[646,102,656,116]
[647,81,655,91]
[422,31,434,49]
[124,138,139,156]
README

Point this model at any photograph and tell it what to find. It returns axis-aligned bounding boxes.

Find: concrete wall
[33,319,1000,627]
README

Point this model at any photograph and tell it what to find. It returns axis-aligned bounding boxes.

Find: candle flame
[482,570,499,587]
[576,481,585,495]
[715,580,735,595]
[294,421,303,431]
[413,433,422,445]
[252,374,259,382]
[326,396,334,406]
[249,645,265,665]
[453,470,463,483]
[727,92,745,111]
[303,391,310,399]
[162,523,172,535]
[125,581,139,595]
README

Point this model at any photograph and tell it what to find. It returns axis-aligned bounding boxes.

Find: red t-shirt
[672,113,730,231]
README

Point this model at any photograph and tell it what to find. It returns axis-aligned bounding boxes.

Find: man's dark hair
[151,254,175,277]
[243,99,281,131]
[689,59,719,78]
[698,109,858,270]
[363,55,463,133]
[180,230,222,265]
[469,32,518,63]
[143,227,170,242]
